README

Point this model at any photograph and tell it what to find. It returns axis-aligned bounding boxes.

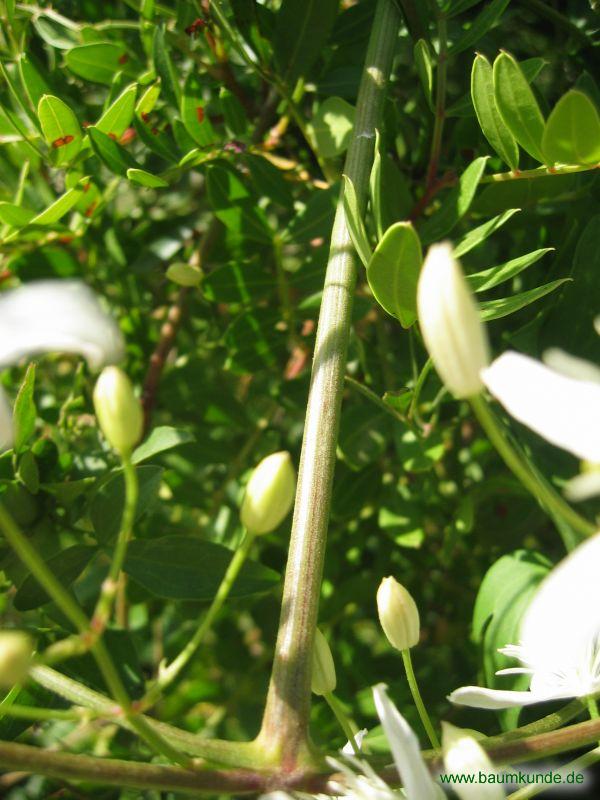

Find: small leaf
[480,279,569,320]
[132,426,195,464]
[181,74,216,147]
[493,51,545,163]
[414,39,434,111]
[166,262,203,286]
[366,222,422,327]
[450,0,510,56]
[152,26,180,108]
[88,127,139,175]
[273,0,339,85]
[542,90,600,166]
[472,54,519,170]
[15,545,96,611]
[310,97,355,158]
[133,117,179,163]
[369,130,413,240]
[19,55,51,110]
[28,185,85,226]
[13,364,36,453]
[65,43,133,85]
[96,84,137,139]
[37,94,82,165]
[0,203,36,227]
[127,168,169,188]
[453,208,520,257]
[419,156,488,245]
[342,175,371,267]
[220,88,248,137]
[136,82,161,117]
[90,466,163,544]
[467,248,553,292]
[123,536,280,600]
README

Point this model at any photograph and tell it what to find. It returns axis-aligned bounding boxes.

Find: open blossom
[449,532,600,710]
[0,280,124,451]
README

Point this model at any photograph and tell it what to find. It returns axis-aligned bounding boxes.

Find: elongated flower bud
[377,576,420,651]
[417,243,490,398]
[93,366,143,456]
[311,627,336,696]
[0,630,33,688]
[442,722,502,799]
[240,451,296,535]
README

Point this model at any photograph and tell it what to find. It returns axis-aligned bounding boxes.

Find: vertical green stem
[470,394,595,548]
[424,12,447,189]
[401,649,440,750]
[257,0,401,768]
[324,692,360,755]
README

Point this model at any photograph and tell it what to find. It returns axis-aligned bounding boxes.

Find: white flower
[481,350,600,464]
[0,280,124,450]
[449,531,600,710]
[417,243,490,399]
[442,722,504,799]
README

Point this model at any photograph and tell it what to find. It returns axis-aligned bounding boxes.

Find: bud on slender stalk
[240,451,296,535]
[311,627,336,696]
[93,366,143,456]
[377,576,420,651]
[0,630,33,688]
[417,242,490,398]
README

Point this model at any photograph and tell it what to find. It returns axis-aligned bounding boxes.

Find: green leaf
[273,0,339,84]
[206,162,273,244]
[366,222,422,327]
[19,55,51,110]
[0,203,35,227]
[133,117,179,163]
[165,262,203,286]
[493,51,546,163]
[309,97,355,158]
[37,94,82,165]
[467,248,553,292]
[181,74,217,147]
[132,426,195,464]
[127,168,168,188]
[338,405,389,471]
[480,279,569,320]
[65,43,132,85]
[472,54,519,170]
[284,185,337,243]
[88,127,139,176]
[152,26,180,108]
[453,208,520,257]
[414,39,434,111]
[542,90,600,166]
[96,84,137,139]
[13,364,36,454]
[28,184,85,226]
[342,175,371,267]
[450,0,510,56]
[220,88,248,137]
[136,82,161,117]
[123,536,280,600]
[369,130,413,239]
[89,465,164,544]
[419,156,488,245]
[15,545,96,611]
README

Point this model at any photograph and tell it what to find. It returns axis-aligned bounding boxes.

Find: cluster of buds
[93,367,143,457]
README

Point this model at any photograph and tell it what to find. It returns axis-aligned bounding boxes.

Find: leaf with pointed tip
[493,51,545,164]
[467,248,553,292]
[472,54,519,170]
[366,222,422,327]
[181,74,217,147]
[37,94,82,165]
[96,84,137,139]
[480,279,569,320]
[453,209,520,258]
[342,175,371,267]
[414,39,434,111]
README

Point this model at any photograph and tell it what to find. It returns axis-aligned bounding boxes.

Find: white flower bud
[417,243,490,398]
[442,722,503,799]
[311,628,336,696]
[240,451,296,535]
[0,630,33,688]
[377,576,420,651]
[93,367,143,456]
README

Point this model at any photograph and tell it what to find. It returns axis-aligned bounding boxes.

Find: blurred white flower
[442,722,504,799]
[449,531,600,710]
[0,280,124,450]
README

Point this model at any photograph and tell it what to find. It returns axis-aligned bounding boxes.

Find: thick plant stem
[470,394,595,548]
[257,0,400,769]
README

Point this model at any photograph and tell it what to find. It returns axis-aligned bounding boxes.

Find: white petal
[520,532,600,681]
[372,684,440,800]
[341,728,368,755]
[0,281,124,371]
[442,722,505,799]
[543,348,600,384]
[447,686,572,710]
[0,387,13,452]
[564,471,600,502]
[481,351,600,463]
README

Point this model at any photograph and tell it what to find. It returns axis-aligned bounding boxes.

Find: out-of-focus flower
[449,532,600,710]
[0,281,124,451]
[377,577,420,651]
[240,451,296,535]
[93,366,143,456]
[417,243,490,399]
[442,722,504,799]
[312,628,336,696]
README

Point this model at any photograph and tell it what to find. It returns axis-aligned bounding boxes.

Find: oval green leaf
[542,90,600,166]
[309,97,355,158]
[472,54,519,170]
[493,51,545,164]
[127,168,168,188]
[37,94,82,165]
[366,222,422,327]
[65,43,132,85]
[96,84,137,139]
[181,74,216,147]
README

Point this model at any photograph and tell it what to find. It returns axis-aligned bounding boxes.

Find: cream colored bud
[311,628,336,696]
[240,451,296,535]
[377,576,420,651]
[417,242,490,398]
[93,366,143,455]
[442,722,503,799]
[0,630,33,687]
